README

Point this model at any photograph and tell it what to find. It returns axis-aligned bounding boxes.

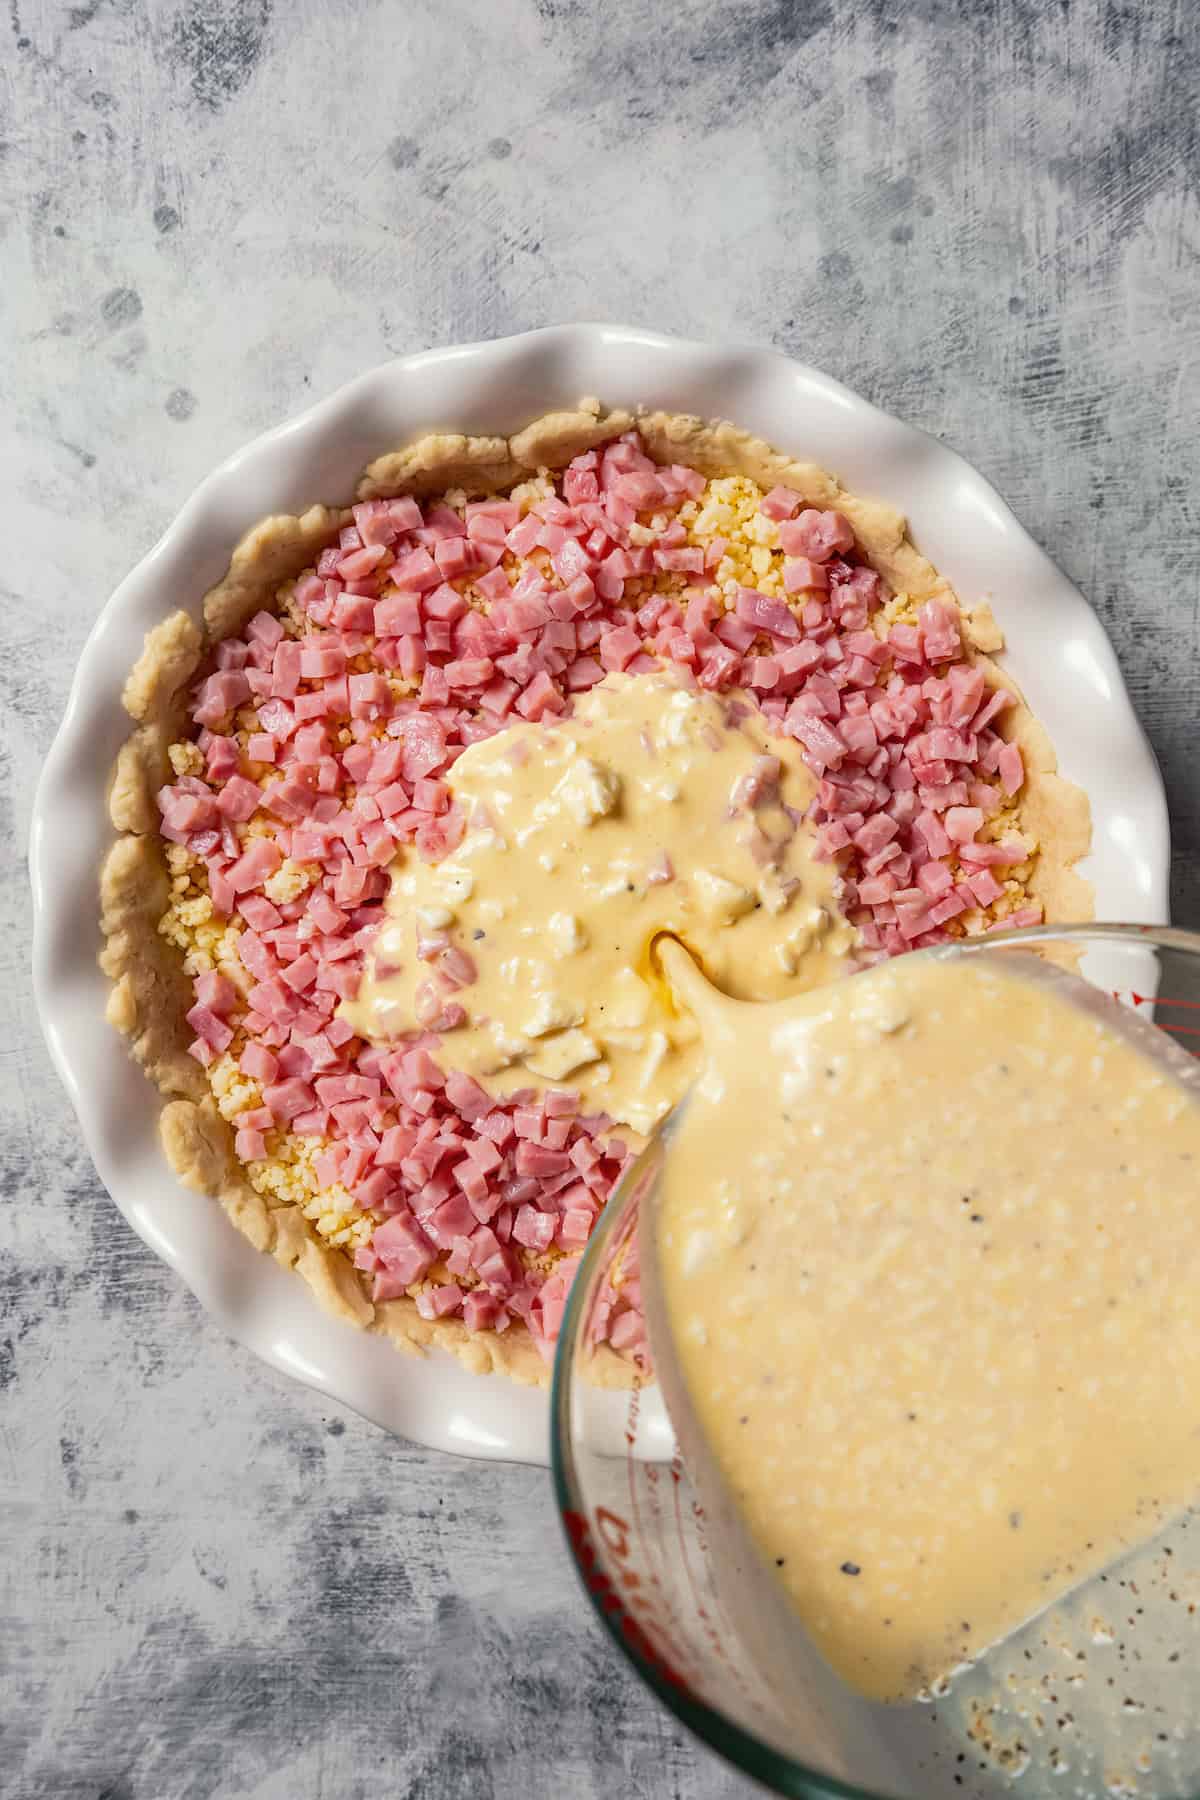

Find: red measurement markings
[622,1388,703,1656]
[623,1385,660,1593]
[562,1506,696,1693]
[668,1450,755,1691]
[670,1452,706,1621]
[1116,992,1200,1038]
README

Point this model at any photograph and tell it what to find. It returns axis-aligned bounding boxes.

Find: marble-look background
[3,2,1198,1796]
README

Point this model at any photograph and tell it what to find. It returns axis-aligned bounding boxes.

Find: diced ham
[300,642,348,681]
[513,1205,557,1252]
[967,867,1004,907]
[914,809,953,858]
[372,1212,436,1285]
[735,589,800,642]
[349,673,391,719]
[515,671,564,720]
[443,1071,490,1119]
[158,787,217,837]
[916,859,955,899]
[205,737,241,783]
[227,839,282,894]
[215,774,262,822]
[236,1041,278,1089]
[462,1290,503,1332]
[374,592,423,637]
[427,1193,481,1249]
[415,1283,464,1321]
[381,496,422,535]
[919,599,961,663]
[782,556,830,594]
[998,741,1024,796]
[599,626,643,672]
[338,543,390,582]
[246,610,284,649]
[760,485,801,521]
[434,536,485,579]
[185,1002,233,1052]
[654,545,705,575]
[973,687,1013,732]
[958,838,1027,868]
[944,805,984,844]
[853,813,898,858]
[263,1078,316,1122]
[391,547,441,593]
[928,890,969,926]
[193,669,251,725]
[192,970,237,1016]
[779,510,855,562]
[396,713,448,781]
[785,709,845,772]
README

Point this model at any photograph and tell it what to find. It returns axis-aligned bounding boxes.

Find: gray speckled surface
[3,2,1199,1796]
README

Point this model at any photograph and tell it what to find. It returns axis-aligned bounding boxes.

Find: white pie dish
[30,324,1170,1466]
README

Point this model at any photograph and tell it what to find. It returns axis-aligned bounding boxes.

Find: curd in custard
[650,945,1200,1702]
[343,674,856,1132]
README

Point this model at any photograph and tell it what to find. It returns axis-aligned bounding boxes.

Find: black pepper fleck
[840,1561,861,1576]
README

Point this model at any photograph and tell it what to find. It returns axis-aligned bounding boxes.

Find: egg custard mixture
[102,403,1089,1381]
[343,673,858,1134]
[649,945,1200,1703]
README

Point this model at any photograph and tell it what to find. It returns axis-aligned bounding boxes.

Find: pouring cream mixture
[349,667,1200,1702]
[651,942,1200,1702]
[344,672,857,1133]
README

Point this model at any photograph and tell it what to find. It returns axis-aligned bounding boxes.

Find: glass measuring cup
[551,925,1200,1800]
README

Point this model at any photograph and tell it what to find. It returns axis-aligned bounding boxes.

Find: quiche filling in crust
[100,401,1091,1386]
